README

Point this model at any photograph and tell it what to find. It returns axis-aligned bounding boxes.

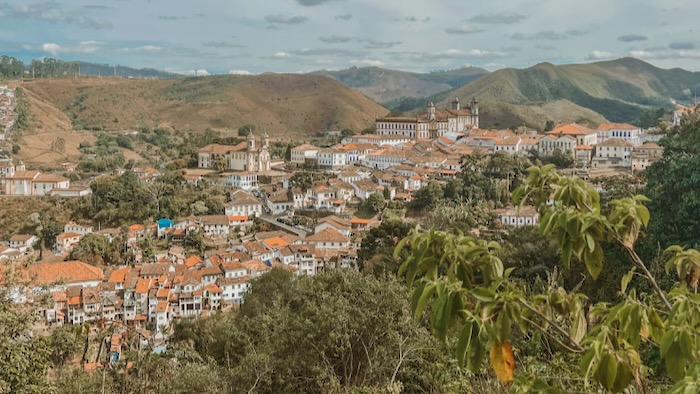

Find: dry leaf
[489,340,515,383]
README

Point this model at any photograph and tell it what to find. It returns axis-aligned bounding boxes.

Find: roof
[291,144,320,151]
[20,260,104,286]
[56,232,81,239]
[221,261,246,271]
[305,228,351,244]
[262,237,289,249]
[198,143,244,155]
[228,215,248,223]
[185,256,204,268]
[597,122,639,131]
[242,259,271,272]
[9,170,39,180]
[34,173,69,183]
[599,138,633,147]
[351,218,370,225]
[135,278,153,294]
[547,123,596,136]
[318,215,351,229]
[203,283,222,293]
[10,234,35,242]
[156,300,169,313]
[498,205,538,217]
[108,267,131,283]
[576,145,593,150]
[199,215,229,226]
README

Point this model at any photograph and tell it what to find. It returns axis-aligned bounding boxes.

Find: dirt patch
[16,131,95,167]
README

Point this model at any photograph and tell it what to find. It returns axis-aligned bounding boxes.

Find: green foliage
[13,87,30,131]
[398,164,700,392]
[289,171,319,192]
[361,192,385,215]
[357,219,413,276]
[238,123,256,137]
[0,284,53,393]
[181,269,459,393]
[647,111,700,247]
[11,144,20,154]
[544,120,555,132]
[71,233,111,265]
[635,107,668,129]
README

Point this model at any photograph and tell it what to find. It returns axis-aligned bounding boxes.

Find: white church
[197,132,271,172]
[375,98,480,140]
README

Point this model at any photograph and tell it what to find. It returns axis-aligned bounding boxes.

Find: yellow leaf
[489,340,515,383]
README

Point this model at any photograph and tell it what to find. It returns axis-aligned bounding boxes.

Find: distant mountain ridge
[20,74,388,139]
[310,66,489,104]
[386,58,700,129]
[71,61,180,79]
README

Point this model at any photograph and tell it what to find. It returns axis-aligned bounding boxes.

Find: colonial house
[304,228,351,249]
[265,189,295,215]
[537,135,576,157]
[221,172,258,190]
[317,149,348,168]
[198,215,230,237]
[672,106,696,126]
[592,138,633,168]
[290,144,320,166]
[55,232,83,253]
[632,142,664,172]
[63,221,94,236]
[9,234,38,250]
[224,189,263,218]
[546,124,598,146]
[596,123,642,146]
[497,206,539,228]
[314,215,352,237]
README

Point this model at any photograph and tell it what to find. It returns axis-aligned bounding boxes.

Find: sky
[1,0,700,75]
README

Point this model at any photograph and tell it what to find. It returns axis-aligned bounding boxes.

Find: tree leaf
[584,242,603,279]
[621,268,635,294]
[456,320,475,367]
[570,310,587,344]
[489,340,515,383]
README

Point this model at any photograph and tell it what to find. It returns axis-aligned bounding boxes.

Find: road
[259,215,310,237]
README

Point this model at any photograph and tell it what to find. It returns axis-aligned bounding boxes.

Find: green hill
[311,66,488,103]
[391,58,700,129]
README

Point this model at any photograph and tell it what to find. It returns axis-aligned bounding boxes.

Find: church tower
[246,132,256,171]
[427,101,436,121]
[259,131,271,172]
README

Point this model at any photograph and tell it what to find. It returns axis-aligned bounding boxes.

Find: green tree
[397,164,700,392]
[410,182,443,211]
[183,230,206,255]
[357,219,413,276]
[26,212,61,259]
[238,124,256,137]
[289,171,316,193]
[362,192,385,214]
[11,144,20,154]
[544,120,555,132]
[0,278,53,393]
[647,112,700,246]
[71,234,111,265]
[188,269,459,393]
[213,156,228,173]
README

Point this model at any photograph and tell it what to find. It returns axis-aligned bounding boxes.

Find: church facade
[197,132,271,172]
[375,98,479,140]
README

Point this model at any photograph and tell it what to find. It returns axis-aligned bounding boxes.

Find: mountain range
[373,58,700,129]
[311,66,489,104]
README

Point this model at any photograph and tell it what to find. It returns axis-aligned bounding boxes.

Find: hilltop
[311,66,488,104]
[375,58,700,129]
[18,74,388,140]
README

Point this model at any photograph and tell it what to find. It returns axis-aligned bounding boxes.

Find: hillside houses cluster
[0,85,15,135]
[4,210,374,332]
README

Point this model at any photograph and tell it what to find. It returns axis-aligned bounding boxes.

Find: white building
[64,221,94,236]
[317,149,348,168]
[290,144,320,166]
[592,138,633,168]
[342,134,413,147]
[596,123,642,146]
[537,135,576,157]
[376,99,479,140]
[631,142,664,172]
[222,172,259,190]
[498,206,539,227]
[546,124,598,146]
[225,189,263,218]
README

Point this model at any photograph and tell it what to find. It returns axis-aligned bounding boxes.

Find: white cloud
[350,59,384,67]
[631,50,654,59]
[41,43,61,55]
[229,69,252,75]
[134,45,162,53]
[21,44,33,50]
[586,50,613,60]
[274,52,292,58]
